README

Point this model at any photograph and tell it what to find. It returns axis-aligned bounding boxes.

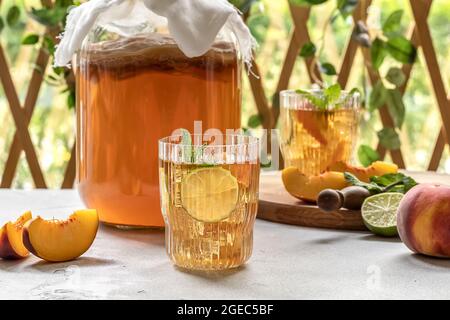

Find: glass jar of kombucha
[75,24,242,228]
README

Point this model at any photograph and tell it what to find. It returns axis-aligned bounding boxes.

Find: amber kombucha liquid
[280,107,359,176]
[76,35,241,227]
[159,162,260,270]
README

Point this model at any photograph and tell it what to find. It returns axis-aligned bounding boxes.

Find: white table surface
[0,188,449,300]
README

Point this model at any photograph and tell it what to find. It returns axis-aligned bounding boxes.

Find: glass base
[173,262,247,273]
[101,221,164,230]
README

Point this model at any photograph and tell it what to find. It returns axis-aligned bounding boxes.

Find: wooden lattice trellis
[0,0,448,189]
[0,0,76,189]
[247,0,449,170]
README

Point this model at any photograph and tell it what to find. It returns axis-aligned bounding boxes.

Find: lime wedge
[361,192,404,237]
[181,167,239,222]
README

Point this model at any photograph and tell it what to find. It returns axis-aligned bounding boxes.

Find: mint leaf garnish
[174,128,193,162]
[345,171,418,195]
[295,83,344,110]
[344,172,383,194]
[324,83,341,104]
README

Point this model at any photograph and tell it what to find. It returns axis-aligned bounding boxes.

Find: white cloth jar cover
[54,0,256,68]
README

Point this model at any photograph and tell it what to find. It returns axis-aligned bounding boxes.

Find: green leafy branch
[0,5,23,37]
[295,0,359,81]
[353,9,416,166]
[6,1,80,110]
[228,0,261,15]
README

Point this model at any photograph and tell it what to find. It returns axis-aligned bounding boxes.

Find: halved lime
[181,167,239,222]
[361,192,404,237]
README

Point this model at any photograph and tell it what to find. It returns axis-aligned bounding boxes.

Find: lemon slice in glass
[181,167,239,222]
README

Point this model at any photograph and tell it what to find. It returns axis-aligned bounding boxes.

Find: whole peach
[397,184,450,258]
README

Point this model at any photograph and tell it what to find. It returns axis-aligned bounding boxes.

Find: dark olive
[341,186,370,210]
[317,189,344,212]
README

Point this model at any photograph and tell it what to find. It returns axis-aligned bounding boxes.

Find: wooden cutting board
[257,170,450,231]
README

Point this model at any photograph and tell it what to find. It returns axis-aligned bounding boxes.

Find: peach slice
[327,160,398,182]
[282,167,348,202]
[23,209,99,262]
[0,211,32,259]
[296,110,328,145]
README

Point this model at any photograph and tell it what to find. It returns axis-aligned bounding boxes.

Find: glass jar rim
[280,88,360,98]
[279,88,360,110]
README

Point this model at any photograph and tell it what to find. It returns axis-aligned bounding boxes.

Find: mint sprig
[295,83,342,110]
[176,129,213,165]
[344,172,417,195]
[295,84,362,110]
[344,172,384,194]
[178,128,193,160]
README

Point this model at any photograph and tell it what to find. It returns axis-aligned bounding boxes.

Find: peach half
[282,167,348,202]
[0,211,32,259]
[23,209,99,262]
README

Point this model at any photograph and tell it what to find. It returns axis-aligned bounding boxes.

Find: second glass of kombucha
[279,89,360,176]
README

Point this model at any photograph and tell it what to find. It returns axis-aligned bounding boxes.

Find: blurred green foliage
[0,0,449,188]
